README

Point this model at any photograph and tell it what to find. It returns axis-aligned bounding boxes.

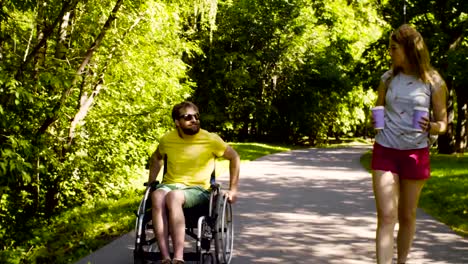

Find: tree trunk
[455,85,467,153]
[437,78,456,154]
[239,114,250,141]
[55,11,73,59]
[36,0,124,138]
[18,0,79,76]
[30,0,49,212]
[39,0,125,213]
[34,0,47,77]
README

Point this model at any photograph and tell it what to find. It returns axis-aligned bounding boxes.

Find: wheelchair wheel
[134,218,158,263]
[134,254,145,264]
[201,252,215,264]
[134,186,158,264]
[214,195,234,264]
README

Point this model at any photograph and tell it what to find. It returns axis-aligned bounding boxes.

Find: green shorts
[156,183,210,209]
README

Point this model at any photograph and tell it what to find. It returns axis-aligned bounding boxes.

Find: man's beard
[181,125,200,135]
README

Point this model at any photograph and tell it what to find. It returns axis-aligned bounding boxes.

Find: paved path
[76,146,468,264]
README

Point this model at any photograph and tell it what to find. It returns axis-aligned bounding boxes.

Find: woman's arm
[429,75,448,135]
[375,79,387,106]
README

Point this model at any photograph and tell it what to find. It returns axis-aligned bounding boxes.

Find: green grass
[313,137,373,148]
[421,154,468,236]
[215,142,295,176]
[360,150,468,237]
[1,192,140,264]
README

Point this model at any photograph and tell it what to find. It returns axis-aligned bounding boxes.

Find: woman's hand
[419,115,431,132]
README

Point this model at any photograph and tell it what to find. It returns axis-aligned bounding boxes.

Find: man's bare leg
[166,190,186,261]
[151,189,171,260]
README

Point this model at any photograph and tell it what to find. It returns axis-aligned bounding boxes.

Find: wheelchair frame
[133,177,234,263]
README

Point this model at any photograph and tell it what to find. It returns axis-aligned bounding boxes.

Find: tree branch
[36,0,124,138]
[67,9,143,146]
[17,0,79,78]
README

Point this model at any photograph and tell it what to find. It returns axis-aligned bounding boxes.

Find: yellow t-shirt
[158,129,228,190]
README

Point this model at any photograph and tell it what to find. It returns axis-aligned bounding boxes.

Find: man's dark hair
[171,101,199,121]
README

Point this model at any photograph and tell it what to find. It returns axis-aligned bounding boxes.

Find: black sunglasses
[179,113,200,121]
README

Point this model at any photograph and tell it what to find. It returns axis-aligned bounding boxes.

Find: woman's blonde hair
[390,24,433,83]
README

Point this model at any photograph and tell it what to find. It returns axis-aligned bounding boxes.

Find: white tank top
[375,71,431,150]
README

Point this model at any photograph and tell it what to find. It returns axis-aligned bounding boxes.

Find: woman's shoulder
[429,69,443,83]
[381,69,393,80]
[428,69,447,92]
[379,70,394,86]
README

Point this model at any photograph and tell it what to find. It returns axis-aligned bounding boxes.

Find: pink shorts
[371,143,430,180]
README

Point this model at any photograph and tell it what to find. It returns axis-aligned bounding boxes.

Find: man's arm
[222,145,240,203]
[148,146,164,184]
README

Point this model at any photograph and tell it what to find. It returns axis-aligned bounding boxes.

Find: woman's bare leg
[373,170,400,264]
[397,179,426,263]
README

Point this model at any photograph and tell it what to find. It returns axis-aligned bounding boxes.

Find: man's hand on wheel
[225,189,238,204]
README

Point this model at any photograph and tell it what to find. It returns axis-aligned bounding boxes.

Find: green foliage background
[0,0,467,262]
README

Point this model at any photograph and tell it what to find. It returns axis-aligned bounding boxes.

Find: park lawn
[420,154,468,236]
[360,150,468,237]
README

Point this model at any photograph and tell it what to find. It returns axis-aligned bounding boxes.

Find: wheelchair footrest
[136,251,202,261]
[184,252,203,261]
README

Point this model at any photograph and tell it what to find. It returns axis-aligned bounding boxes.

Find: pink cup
[371,106,385,129]
[413,107,429,131]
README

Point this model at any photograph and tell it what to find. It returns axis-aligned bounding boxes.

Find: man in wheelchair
[146,101,240,264]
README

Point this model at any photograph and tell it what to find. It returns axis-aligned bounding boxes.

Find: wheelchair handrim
[221,195,234,263]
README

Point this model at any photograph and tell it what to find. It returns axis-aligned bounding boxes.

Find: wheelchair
[133,177,234,264]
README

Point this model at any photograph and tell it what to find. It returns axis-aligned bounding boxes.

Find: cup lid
[413,106,428,111]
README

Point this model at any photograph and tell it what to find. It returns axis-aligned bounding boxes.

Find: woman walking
[371,24,448,264]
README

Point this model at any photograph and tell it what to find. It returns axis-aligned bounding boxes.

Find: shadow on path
[75,146,468,264]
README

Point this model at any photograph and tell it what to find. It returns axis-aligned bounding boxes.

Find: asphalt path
[75,145,468,264]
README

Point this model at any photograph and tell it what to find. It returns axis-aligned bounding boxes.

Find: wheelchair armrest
[145,181,159,190]
[210,183,220,192]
